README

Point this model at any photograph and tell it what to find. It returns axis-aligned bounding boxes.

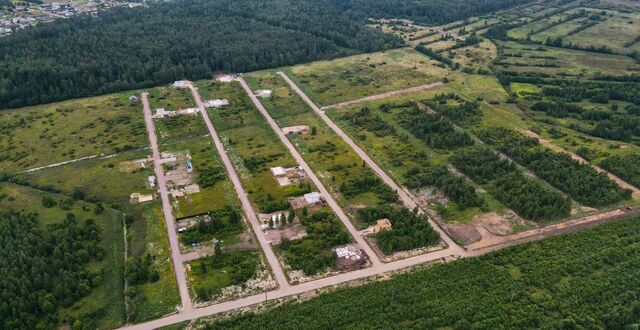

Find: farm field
[286,48,448,106]
[0,91,147,173]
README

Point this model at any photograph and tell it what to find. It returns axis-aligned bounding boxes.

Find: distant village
[0,0,145,37]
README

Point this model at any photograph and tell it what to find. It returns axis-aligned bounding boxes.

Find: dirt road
[120,84,639,330]
[237,77,383,267]
[277,71,462,253]
[141,93,193,312]
[186,83,291,289]
[320,81,443,110]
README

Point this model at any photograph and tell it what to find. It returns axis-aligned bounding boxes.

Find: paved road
[321,82,443,110]
[276,71,463,254]
[186,83,291,289]
[237,77,383,266]
[141,93,193,313]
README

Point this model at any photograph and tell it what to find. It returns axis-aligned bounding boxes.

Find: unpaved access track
[141,93,194,313]
[277,71,462,253]
[186,83,291,289]
[320,81,443,110]
[120,82,639,330]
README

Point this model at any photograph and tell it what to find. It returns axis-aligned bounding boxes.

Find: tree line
[479,127,631,207]
[450,147,571,221]
[395,103,474,149]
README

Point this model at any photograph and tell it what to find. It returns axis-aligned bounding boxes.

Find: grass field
[0,91,147,173]
[0,182,126,329]
[448,39,498,70]
[148,86,195,111]
[287,48,448,106]
[495,41,640,77]
[564,11,640,54]
[20,149,154,207]
[197,79,310,214]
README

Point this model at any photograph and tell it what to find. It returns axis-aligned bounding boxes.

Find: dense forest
[0,211,105,329]
[204,217,640,329]
[0,0,538,109]
[450,148,571,220]
[479,127,631,207]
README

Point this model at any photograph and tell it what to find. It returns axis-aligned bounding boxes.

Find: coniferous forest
[0,0,536,109]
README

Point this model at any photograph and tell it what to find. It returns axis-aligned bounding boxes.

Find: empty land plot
[148,85,195,111]
[286,48,448,106]
[19,149,155,207]
[0,92,147,173]
[199,79,312,213]
[529,16,592,42]
[0,182,126,329]
[448,39,498,70]
[507,12,574,39]
[248,72,399,227]
[494,41,640,77]
[564,11,640,54]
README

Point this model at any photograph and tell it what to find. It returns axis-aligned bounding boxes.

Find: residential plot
[196,79,311,213]
[286,48,447,106]
[0,91,147,173]
[148,85,205,145]
[196,78,363,279]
